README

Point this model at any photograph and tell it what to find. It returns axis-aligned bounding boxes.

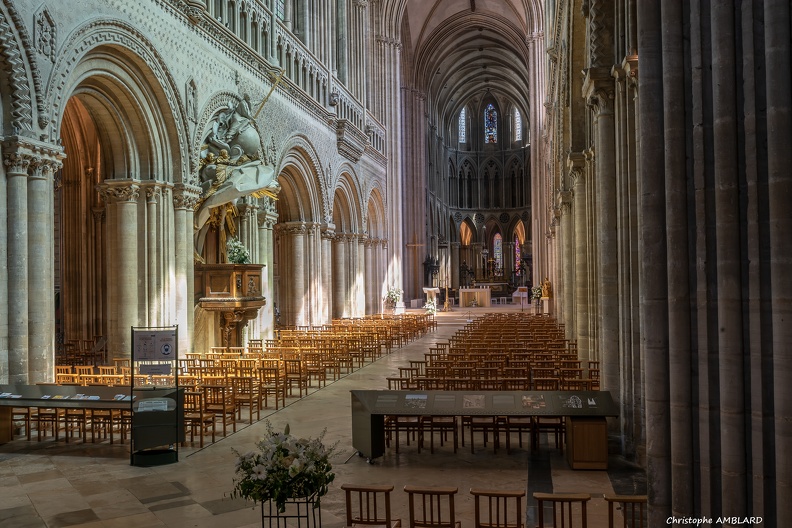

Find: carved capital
[29,157,61,181]
[567,152,587,189]
[3,152,34,175]
[279,222,307,236]
[172,183,202,210]
[92,207,105,223]
[143,183,164,204]
[100,181,140,203]
[557,188,573,214]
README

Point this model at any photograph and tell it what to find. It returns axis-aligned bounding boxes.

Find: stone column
[92,207,106,340]
[711,2,747,516]
[558,185,574,334]
[585,73,619,405]
[503,242,514,282]
[365,237,374,314]
[637,1,671,523]
[173,184,200,355]
[285,222,306,326]
[570,152,589,362]
[0,145,7,383]
[660,0,693,515]
[450,242,460,289]
[379,35,403,291]
[347,234,357,316]
[766,2,792,523]
[333,234,347,318]
[257,201,277,338]
[356,235,366,316]
[336,0,348,84]
[144,184,161,327]
[321,225,334,323]
[3,151,31,383]
[104,181,140,359]
[28,156,61,382]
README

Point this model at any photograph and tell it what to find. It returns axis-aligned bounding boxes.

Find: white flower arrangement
[226,237,251,264]
[231,422,335,513]
[424,298,438,314]
[385,287,403,305]
[531,285,543,300]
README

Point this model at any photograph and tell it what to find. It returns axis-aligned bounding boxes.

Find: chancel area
[0,0,790,526]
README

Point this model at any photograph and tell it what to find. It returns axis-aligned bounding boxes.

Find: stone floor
[0,305,645,527]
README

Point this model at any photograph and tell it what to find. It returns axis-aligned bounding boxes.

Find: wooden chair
[89,408,116,444]
[604,495,647,528]
[183,389,216,447]
[423,415,458,453]
[532,493,590,528]
[342,483,401,527]
[203,384,236,436]
[386,415,423,453]
[283,358,308,398]
[229,375,260,424]
[465,415,502,454]
[258,364,286,409]
[12,406,35,440]
[403,485,460,528]
[470,488,525,528]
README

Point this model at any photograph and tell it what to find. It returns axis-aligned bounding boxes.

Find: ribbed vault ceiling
[402,0,540,132]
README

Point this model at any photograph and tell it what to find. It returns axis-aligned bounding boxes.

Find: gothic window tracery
[484,103,497,143]
[514,109,522,141]
[494,233,503,270]
[458,107,467,143]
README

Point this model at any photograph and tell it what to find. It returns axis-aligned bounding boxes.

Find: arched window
[494,233,503,270]
[458,108,467,143]
[484,103,497,143]
[514,235,522,274]
[514,109,522,141]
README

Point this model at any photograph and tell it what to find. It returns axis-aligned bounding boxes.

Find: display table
[0,384,184,457]
[350,390,617,466]
[459,288,491,307]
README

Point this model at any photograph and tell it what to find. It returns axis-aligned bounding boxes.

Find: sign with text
[133,329,177,361]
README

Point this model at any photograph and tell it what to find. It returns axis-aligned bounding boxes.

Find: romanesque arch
[48,19,193,360]
[273,142,323,326]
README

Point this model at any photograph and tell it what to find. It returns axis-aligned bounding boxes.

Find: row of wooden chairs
[11,405,132,444]
[342,484,524,528]
[384,412,560,455]
[342,484,647,528]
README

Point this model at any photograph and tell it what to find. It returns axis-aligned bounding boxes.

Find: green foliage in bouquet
[232,422,335,513]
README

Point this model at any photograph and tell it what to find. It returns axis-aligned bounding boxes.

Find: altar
[459,287,491,307]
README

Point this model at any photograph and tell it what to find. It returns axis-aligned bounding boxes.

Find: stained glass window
[494,234,503,270]
[458,108,467,143]
[514,109,522,141]
[514,236,522,274]
[484,104,497,143]
[275,0,285,20]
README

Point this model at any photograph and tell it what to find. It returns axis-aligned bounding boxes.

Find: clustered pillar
[2,140,63,384]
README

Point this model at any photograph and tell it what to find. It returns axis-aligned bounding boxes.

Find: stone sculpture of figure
[541,277,552,298]
[194,93,280,256]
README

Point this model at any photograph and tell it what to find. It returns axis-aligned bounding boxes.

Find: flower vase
[261,495,321,527]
